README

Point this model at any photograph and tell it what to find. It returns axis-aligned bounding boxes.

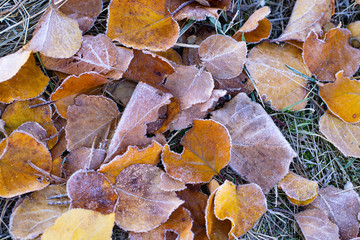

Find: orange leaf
[278,172,318,205]
[246,42,310,111]
[319,71,360,123]
[303,29,360,82]
[42,209,115,240]
[106,0,179,51]
[0,131,52,198]
[9,185,68,239]
[163,119,231,183]
[114,164,183,232]
[211,93,296,193]
[50,72,110,119]
[208,179,220,194]
[26,3,82,58]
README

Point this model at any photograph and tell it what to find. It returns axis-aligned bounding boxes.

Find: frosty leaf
[214,72,255,97]
[0,48,32,83]
[166,0,218,21]
[158,172,186,192]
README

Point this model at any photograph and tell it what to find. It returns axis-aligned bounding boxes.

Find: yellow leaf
[0,48,31,83]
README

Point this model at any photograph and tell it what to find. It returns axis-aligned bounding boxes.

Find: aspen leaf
[114,164,183,232]
[106,80,137,106]
[9,185,68,240]
[50,72,110,119]
[67,170,118,214]
[246,42,310,111]
[65,95,120,151]
[99,141,162,183]
[211,93,296,193]
[17,122,48,146]
[0,52,48,104]
[2,99,58,149]
[275,0,334,42]
[42,209,115,240]
[199,35,247,79]
[233,6,271,43]
[303,29,360,82]
[159,172,186,192]
[166,0,218,21]
[130,207,194,240]
[278,172,318,205]
[106,0,179,51]
[26,3,82,58]
[348,21,360,47]
[155,49,183,65]
[163,119,231,183]
[214,72,255,97]
[319,111,360,157]
[208,179,220,194]
[0,131,52,198]
[296,209,340,240]
[319,71,360,123]
[310,185,360,239]
[59,0,103,33]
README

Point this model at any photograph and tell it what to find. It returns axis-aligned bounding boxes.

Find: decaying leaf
[99,141,162,183]
[66,94,120,151]
[296,209,340,240]
[67,170,118,214]
[42,209,115,240]
[106,80,137,106]
[158,172,186,192]
[246,42,310,111]
[0,48,32,83]
[319,111,360,157]
[0,131,52,198]
[275,0,334,42]
[166,0,218,21]
[9,185,68,240]
[319,71,360,123]
[17,122,48,146]
[303,29,360,82]
[278,172,318,205]
[163,119,230,183]
[106,0,179,51]
[310,185,360,239]
[214,72,255,97]
[26,3,82,58]
[114,164,183,232]
[211,93,296,193]
[50,72,110,119]
[199,35,247,79]
[233,6,271,43]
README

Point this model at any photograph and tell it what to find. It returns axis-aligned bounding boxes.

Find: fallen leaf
[319,111,360,157]
[158,172,186,191]
[67,170,118,214]
[319,71,360,123]
[99,141,162,183]
[9,185,68,240]
[163,119,231,183]
[154,97,181,133]
[199,35,247,79]
[105,80,137,106]
[278,172,318,205]
[26,3,82,58]
[214,71,255,97]
[303,28,360,82]
[130,207,194,240]
[233,6,271,43]
[0,131,52,198]
[42,209,115,240]
[211,92,296,193]
[309,185,360,239]
[296,209,340,240]
[0,48,32,83]
[166,0,218,21]
[275,0,334,42]
[348,21,360,48]
[65,94,120,151]
[50,72,110,119]
[17,122,48,146]
[155,48,182,65]
[114,164,183,232]
[106,0,179,51]
[246,42,310,111]
[208,179,220,194]
[59,0,103,33]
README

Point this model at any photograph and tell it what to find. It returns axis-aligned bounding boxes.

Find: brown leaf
[9,185,68,239]
[106,80,137,106]
[0,48,32,83]
[17,122,48,146]
[65,94,120,151]
[296,209,340,240]
[106,0,179,51]
[275,0,334,42]
[303,28,360,82]
[214,71,255,97]
[163,119,231,183]
[114,164,183,232]
[199,35,247,79]
[309,185,360,239]
[158,172,186,192]
[166,0,218,21]
[246,42,310,111]
[67,170,118,214]
[211,92,296,193]
[319,111,360,157]
[26,3,82,58]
